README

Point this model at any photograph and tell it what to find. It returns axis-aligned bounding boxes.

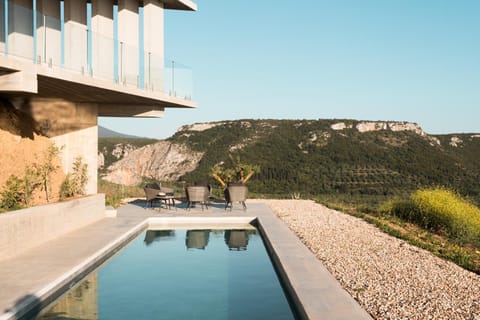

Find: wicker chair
[225,184,248,211]
[185,186,209,210]
[143,183,175,209]
[144,185,161,208]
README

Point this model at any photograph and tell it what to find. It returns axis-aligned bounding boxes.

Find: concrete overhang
[0,55,196,118]
[163,0,197,11]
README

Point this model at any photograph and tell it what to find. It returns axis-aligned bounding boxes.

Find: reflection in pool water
[144,230,175,246]
[224,230,249,251]
[186,230,210,250]
[38,229,297,320]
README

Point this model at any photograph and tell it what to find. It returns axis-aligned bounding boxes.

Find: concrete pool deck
[0,200,372,320]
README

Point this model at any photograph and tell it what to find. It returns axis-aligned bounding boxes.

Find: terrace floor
[0,200,371,320]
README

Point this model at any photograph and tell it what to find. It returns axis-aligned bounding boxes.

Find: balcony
[0,2,195,113]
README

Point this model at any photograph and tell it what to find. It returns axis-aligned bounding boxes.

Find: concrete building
[0,0,197,194]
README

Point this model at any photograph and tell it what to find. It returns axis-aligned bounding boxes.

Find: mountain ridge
[99,119,480,200]
[98,126,151,139]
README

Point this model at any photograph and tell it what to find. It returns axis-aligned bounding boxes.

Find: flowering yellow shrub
[411,188,480,245]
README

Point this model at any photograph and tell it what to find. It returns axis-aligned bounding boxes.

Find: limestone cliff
[103,141,203,186]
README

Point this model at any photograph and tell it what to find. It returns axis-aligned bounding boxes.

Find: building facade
[0,0,197,194]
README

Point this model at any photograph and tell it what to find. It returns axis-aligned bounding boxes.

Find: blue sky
[100,0,480,139]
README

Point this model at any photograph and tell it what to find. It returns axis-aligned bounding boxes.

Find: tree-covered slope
[169,120,480,198]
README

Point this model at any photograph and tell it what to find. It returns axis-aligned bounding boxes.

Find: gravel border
[257,199,480,320]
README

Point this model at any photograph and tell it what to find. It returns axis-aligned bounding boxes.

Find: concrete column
[117,0,138,85]
[64,0,87,74]
[60,0,64,66]
[8,0,34,60]
[138,4,144,88]
[91,0,114,80]
[37,0,61,67]
[0,0,6,53]
[18,98,99,195]
[86,1,92,74]
[143,0,163,58]
[143,0,163,90]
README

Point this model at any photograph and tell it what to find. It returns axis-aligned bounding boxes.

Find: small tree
[35,144,61,203]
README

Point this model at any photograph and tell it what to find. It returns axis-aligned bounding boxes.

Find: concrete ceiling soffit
[98,104,165,118]
[162,0,197,11]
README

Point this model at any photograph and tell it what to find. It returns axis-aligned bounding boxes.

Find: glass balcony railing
[0,2,193,101]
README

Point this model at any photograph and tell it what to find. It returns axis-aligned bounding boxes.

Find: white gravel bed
[258,199,480,320]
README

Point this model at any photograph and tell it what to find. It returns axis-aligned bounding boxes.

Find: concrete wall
[0,194,105,262]
[18,98,99,195]
[52,126,98,195]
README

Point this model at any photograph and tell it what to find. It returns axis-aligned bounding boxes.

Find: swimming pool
[38,228,298,319]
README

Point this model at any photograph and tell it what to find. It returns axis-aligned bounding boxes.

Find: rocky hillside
[98,130,158,172]
[101,119,480,199]
[102,141,203,186]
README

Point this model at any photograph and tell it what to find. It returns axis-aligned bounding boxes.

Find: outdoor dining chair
[185,186,209,210]
[224,184,248,211]
[143,183,175,209]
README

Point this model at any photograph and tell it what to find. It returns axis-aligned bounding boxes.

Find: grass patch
[98,179,144,208]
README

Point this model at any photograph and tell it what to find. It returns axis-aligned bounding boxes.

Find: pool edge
[2,204,372,320]
[255,207,373,320]
[0,220,148,320]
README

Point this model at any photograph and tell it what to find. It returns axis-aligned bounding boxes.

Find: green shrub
[0,175,23,210]
[379,198,417,221]
[411,188,480,245]
[59,173,75,200]
[60,157,88,200]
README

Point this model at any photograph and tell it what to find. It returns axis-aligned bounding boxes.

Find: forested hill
[167,119,480,198]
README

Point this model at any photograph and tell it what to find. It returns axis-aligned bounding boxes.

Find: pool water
[39,229,297,319]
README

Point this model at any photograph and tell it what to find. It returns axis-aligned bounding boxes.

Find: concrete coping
[256,209,372,319]
[147,216,256,228]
